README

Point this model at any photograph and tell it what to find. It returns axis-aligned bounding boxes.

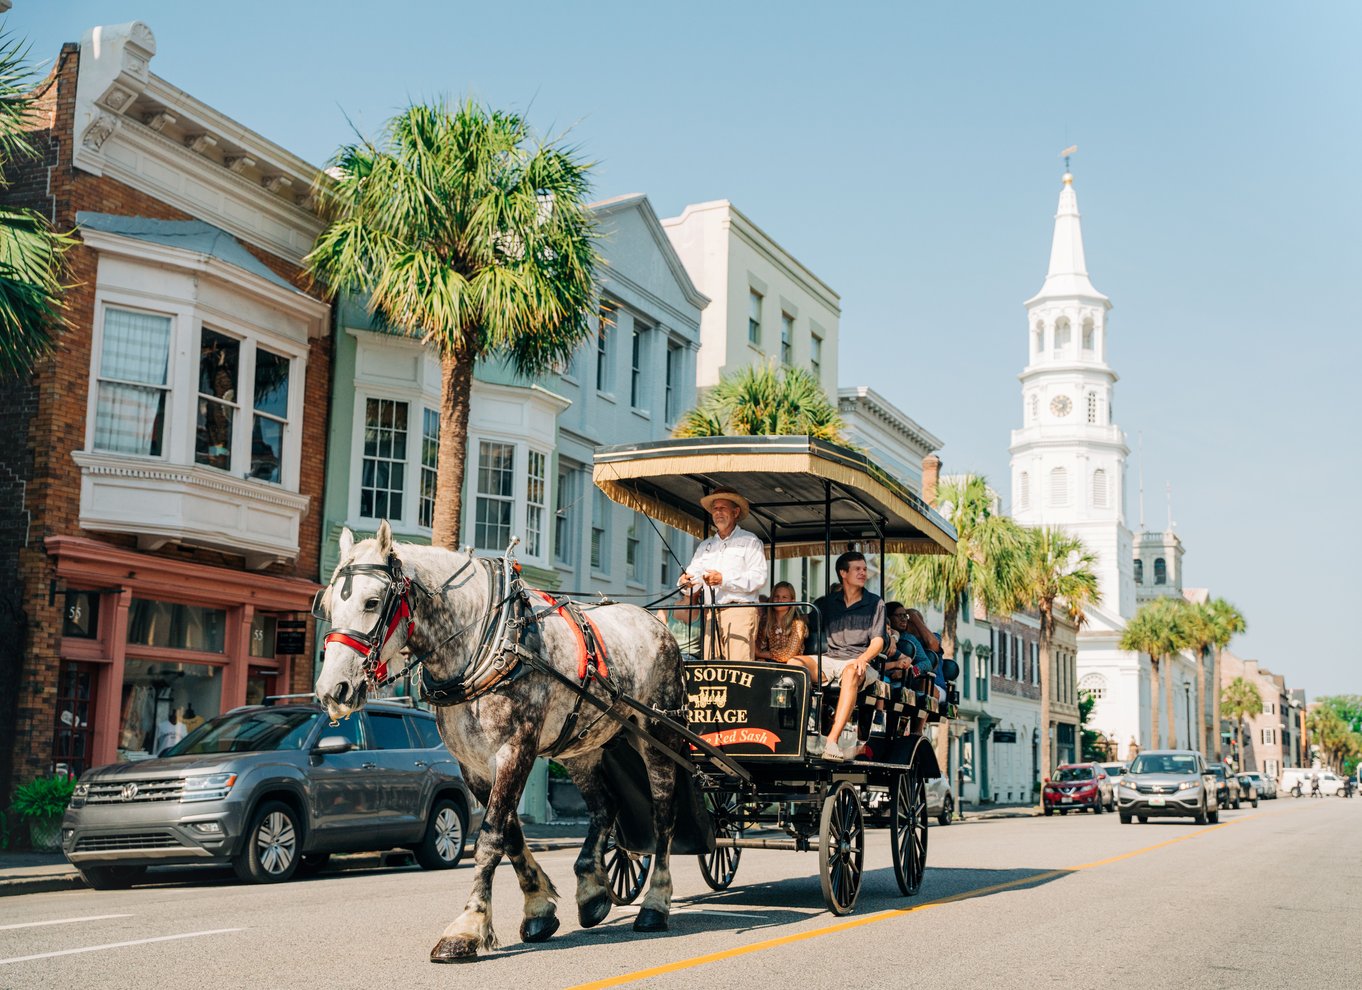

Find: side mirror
[1043,777,1051,784]
[314,735,353,755]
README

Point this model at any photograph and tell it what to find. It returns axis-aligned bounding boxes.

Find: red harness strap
[531,590,609,681]
[322,597,414,684]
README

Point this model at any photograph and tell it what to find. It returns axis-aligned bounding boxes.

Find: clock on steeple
[1050,395,1072,417]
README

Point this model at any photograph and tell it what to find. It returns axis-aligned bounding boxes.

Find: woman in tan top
[756,582,813,677]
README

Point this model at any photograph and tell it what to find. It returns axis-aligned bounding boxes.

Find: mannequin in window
[154,710,186,755]
[180,703,204,734]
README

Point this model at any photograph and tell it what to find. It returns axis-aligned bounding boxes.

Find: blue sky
[16,2,1361,697]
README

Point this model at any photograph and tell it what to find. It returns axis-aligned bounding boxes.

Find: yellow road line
[568,807,1280,990]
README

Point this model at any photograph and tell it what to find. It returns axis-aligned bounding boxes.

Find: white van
[1279,767,1344,797]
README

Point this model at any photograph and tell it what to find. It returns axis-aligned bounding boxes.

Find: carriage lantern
[770,676,797,710]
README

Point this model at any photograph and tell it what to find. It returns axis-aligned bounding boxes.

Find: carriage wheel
[698,790,743,891]
[890,771,928,896]
[819,781,865,915]
[604,821,651,905]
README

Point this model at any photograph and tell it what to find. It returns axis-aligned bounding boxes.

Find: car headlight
[182,773,237,802]
[1121,778,1139,789]
[1177,780,1200,791]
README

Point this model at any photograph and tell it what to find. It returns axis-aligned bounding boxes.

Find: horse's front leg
[564,753,617,930]
[430,732,538,963]
[505,810,561,943]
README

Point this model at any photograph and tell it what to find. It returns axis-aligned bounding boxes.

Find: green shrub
[11,777,76,821]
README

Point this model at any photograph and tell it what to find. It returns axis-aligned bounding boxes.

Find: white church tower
[1010,169,1152,759]
[1009,169,1134,619]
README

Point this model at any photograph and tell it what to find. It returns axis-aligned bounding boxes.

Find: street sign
[275,619,307,655]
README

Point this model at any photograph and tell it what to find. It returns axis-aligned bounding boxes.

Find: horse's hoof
[633,907,670,933]
[520,914,560,943]
[430,936,480,963]
[578,892,612,929]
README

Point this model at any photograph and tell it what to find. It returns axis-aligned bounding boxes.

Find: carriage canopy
[592,436,957,558]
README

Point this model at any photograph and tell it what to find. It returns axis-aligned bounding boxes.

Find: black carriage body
[684,661,810,760]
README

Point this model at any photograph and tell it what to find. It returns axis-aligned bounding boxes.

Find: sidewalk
[0,809,1038,897]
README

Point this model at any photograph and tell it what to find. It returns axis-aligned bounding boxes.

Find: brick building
[0,22,330,802]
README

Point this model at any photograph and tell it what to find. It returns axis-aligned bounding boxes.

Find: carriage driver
[678,490,768,662]
[812,551,886,761]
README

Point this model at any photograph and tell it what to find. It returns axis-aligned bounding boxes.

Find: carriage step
[718,836,803,851]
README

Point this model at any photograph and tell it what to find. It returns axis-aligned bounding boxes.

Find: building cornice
[591,194,711,313]
[837,386,943,452]
[1018,363,1119,383]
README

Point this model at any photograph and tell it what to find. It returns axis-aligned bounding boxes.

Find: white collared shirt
[684,524,768,604]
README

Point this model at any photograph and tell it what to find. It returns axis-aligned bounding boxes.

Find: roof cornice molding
[837,385,943,451]
[591,193,711,312]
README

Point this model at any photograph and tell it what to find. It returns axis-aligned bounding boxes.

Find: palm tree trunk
[1149,657,1161,751]
[1195,651,1206,757]
[1038,606,1053,804]
[1212,647,1223,760]
[432,346,476,549]
[1164,654,1175,749]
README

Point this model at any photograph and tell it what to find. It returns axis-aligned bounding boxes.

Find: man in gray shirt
[811,551,885,761]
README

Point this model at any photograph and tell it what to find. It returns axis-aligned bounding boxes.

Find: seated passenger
[808,551,885,762]
[755,581,811,674]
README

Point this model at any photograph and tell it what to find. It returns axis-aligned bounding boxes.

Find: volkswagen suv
[61,701,483,889]
[1115,749,1219,825]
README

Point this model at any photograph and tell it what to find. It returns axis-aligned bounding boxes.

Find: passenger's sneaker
[822,738,848,762]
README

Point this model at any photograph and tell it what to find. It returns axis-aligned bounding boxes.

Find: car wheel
[80,864,147,890]
[1059,809,1068,816]
[414,798,467,870]
[1194,800,1208,826]
[938,795,952,827]
[1251,797,1259,808]
[234,800,301,884]
[1208,806,1220,823]
[1044,805,1053,816]
[1119,812,1131,824]
[1092,799,1102,815]
[1137,816,1147,824]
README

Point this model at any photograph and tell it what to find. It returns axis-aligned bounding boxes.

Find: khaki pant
[714,606,759,662]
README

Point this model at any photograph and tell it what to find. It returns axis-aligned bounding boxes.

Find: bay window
[93,307,172,457]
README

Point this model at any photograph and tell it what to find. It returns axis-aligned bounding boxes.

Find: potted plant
[12,776,75,851]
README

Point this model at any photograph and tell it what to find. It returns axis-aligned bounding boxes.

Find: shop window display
[117,659,223,761]
[127,599,226,653]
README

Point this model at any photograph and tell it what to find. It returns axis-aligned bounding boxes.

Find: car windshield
[1054,767,1093,781]
[164,709,320,755]
[1129,754,1197,775]
[1104,766,1125,776]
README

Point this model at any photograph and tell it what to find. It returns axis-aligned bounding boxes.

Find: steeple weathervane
[1060,145,1077,183]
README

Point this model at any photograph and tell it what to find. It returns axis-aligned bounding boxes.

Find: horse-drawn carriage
[592,435,959,915]
[313,434,959,961]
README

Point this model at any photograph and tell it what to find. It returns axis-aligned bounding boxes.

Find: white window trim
[463,432,554,567]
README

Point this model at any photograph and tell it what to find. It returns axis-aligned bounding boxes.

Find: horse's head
[313,521,414,721]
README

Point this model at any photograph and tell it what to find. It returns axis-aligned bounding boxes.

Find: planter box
[27,817,62,852]
[548,778,587,819]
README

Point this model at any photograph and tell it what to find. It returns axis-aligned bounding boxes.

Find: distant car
[1099,762,1129,792]
[1116,749,1219,824]
[1042,762,1114,816]
[1234,773,1260,808]
[1242,772,1277,799]
[868,777,955,826]
[61,701,483,889]
[1207,763,1242,809]
[1279,767,1345,798]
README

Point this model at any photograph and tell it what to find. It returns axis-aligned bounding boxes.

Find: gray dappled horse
[313,522,686,962]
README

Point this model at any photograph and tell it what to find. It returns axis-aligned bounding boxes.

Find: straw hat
[699,490,750,520]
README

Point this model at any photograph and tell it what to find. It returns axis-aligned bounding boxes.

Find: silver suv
[1115,749,1219,825]
[61,701,483,889]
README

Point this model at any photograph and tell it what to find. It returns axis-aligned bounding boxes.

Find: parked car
[1099,761,1129,792]
[868,777,955,825]
[1207,763,1242,809]
[1242,772,1277,799]
[1280,767,1346,797]
[1115,749,1219,824]
[1234,772,1260,808]
[61,701,483,889]
[1042,762,1114,816]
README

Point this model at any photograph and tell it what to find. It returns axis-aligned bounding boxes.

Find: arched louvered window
[1082,318,1095,352]
[1093,469,1108,507]
[1049,466,1068,507]
[1019,471,1031,509]
[1034,321,1045,355]
[1029,394,1039,422]
[1054,318,1071,352]
[1154,557,1167,585]
[1087,392,1098,424]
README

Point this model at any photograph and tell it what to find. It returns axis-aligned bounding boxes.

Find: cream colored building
[662,200,839,396]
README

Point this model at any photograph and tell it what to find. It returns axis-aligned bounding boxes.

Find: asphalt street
[1,797,1356,989]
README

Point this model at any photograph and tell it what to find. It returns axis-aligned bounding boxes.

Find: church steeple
[1026,172,1108,306]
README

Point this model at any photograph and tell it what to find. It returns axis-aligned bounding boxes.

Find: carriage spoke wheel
[819,781,865,915]
[604,821,651,905]
[890,772,928,896]
[698,790,743,890]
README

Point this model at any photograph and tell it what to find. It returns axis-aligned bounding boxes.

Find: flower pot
[27,817,62,852]
[548,778,587,819]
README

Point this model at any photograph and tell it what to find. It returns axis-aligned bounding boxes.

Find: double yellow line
[569,810,1270,989]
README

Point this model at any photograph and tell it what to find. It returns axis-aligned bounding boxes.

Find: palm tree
[673,363,846,442]
[1204,599,1247,760]
[0,31,71,380]
[1013,526,1100,791]
[308,101,597,547]
[1221,676,1263,771]
[1183,603,1217,757]
[1120,597,1193,751]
